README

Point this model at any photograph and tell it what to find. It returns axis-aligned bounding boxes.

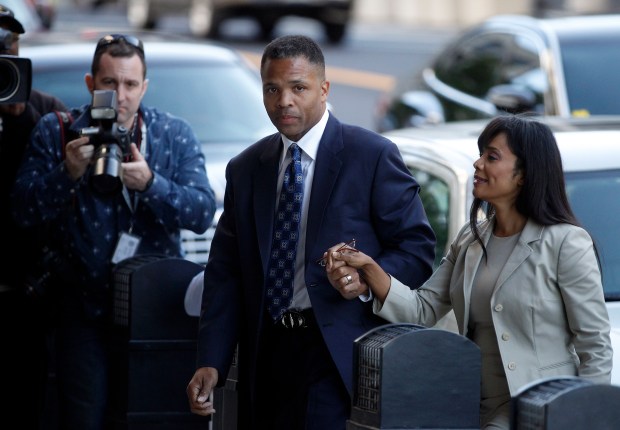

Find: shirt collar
[280,108,329,162]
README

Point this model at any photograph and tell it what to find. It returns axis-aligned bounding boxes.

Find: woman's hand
[323,242,368,300]
[322,242,391,303]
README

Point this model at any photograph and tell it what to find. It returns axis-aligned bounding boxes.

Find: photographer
[11,34,216,430]
[0,5,66,429]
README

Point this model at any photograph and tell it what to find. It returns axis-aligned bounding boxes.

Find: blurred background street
[38,0,620,130]
[6,1,620,428]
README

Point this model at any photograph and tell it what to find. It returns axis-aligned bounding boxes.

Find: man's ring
[345,274,353,285]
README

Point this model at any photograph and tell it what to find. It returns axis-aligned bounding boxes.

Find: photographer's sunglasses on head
[96,34,144,54]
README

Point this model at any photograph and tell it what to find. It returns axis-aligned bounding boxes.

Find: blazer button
[501,333,510,341]
[507,362,517,371]
[494,304,503,312]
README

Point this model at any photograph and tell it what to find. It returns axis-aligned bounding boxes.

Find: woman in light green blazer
[324,115,613,429]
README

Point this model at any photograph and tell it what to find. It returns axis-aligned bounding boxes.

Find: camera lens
[0,55,32,104]
[0,57,21,102]
[91,144,124,194]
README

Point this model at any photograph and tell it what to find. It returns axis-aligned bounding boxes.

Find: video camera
[0,28,31,104]
[82,89,132,195]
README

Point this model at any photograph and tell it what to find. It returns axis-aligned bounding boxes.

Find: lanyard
[122,116,148,230]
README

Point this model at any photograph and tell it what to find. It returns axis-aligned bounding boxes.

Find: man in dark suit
[187,34,436,429]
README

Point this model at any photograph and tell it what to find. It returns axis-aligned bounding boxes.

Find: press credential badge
[112,232,141,264]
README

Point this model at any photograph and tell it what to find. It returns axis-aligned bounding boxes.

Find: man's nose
[277,91,293,107]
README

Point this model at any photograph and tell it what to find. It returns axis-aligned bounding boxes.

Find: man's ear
[85,74,94,94]
[141,78,149,99]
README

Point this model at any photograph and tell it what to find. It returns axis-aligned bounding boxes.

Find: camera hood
[0,55,32,104]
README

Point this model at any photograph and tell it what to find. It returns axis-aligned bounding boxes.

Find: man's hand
[122,143,153,191]
[325,243,391,304]
[0,102,26,116]
[64,136,94,181]
[324,242,368,300]
[187,367,218,416]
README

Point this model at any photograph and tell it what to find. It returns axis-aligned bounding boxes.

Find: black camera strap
[122,113,147,218]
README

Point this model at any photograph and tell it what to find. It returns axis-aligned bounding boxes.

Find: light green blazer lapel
[493,219,543,293]
[460,220,491,335]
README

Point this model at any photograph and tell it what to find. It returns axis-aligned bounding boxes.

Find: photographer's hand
[0,102,26,116]
[122,143,153,192]
[64,136,94,181]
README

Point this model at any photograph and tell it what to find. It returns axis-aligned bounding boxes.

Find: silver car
[375,14,620,132]
[384,116,620,384]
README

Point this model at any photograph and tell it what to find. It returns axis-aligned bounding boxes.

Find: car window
[435,33,506,97]
[560,38,620,116]
[409,167,450,267]
[435,32,544,110]
[145,63,273,143]
[566,170,620,300]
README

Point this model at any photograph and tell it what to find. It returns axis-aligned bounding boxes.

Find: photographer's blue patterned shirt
[11,104,215,307]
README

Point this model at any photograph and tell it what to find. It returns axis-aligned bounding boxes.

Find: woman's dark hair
[469,115,580,249]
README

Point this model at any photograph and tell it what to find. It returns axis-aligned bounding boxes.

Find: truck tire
[325,22,346,44]
[127,0,157,30]
[189,0,220,38]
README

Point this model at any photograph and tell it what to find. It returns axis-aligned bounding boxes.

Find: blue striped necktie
[265,143,304,321]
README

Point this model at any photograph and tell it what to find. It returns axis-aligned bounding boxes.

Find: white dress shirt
[277,109,329,310]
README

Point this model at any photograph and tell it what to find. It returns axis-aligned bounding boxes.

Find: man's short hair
[261,35,325,79]
[91,34,147,79]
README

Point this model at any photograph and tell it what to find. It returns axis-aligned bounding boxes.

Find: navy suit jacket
[196,113,435,415]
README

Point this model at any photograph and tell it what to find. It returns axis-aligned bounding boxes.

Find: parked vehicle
[383,116,620,384]
[21,35,276,265]
[126,0,354,43]
[375,14,620,132]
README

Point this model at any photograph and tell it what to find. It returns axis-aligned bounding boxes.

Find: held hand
[122,143,153,191]
[187,367,218,416]
[328,244,392,304]
[64,136,94,181]
[324,242,369,300]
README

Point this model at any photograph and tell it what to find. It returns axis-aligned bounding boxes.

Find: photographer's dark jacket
[10,104,216,315]
[0,90,66,289]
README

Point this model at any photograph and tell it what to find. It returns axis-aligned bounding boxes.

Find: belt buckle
[280,309,307,329]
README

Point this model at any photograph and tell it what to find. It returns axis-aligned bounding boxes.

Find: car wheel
[325,23,346,44]
[127,0,157,29]
[258,17,277,41]
[189,0,220,38]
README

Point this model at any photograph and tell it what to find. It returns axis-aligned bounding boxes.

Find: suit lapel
[494,219,542,291]
[305,115,344,263]
[254,135,282,272]
[462,222,489,332]
[459,218,543,333]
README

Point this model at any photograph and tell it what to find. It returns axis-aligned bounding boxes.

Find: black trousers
[255,309,351,430]
[0,289,50,430]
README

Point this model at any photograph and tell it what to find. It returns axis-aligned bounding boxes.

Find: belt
[276,308,315,329]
